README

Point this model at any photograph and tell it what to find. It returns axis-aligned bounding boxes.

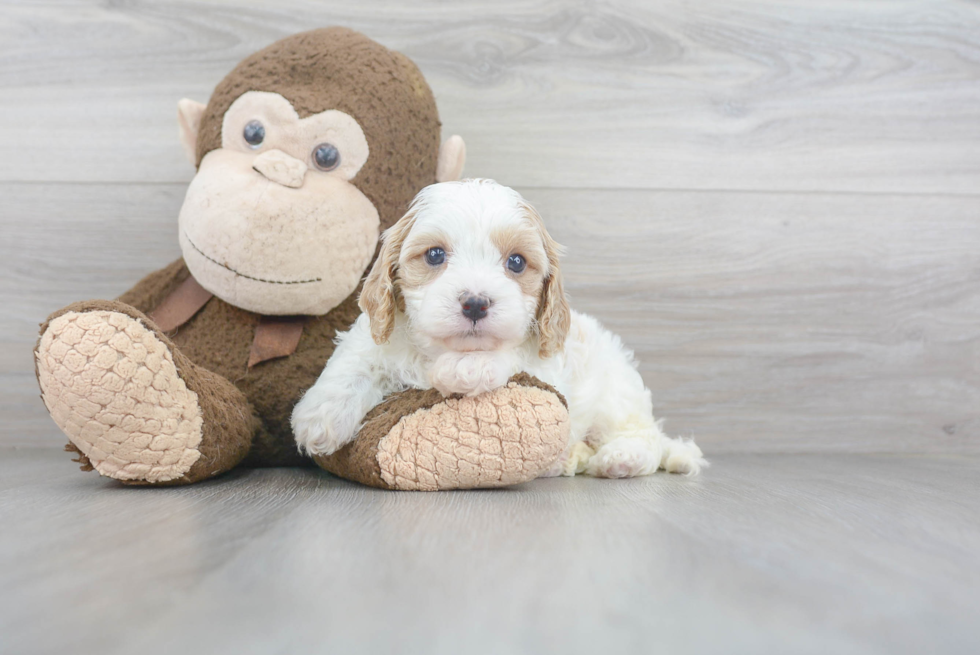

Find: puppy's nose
[460,295,490,322]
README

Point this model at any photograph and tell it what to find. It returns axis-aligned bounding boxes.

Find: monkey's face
[178,91,380,316]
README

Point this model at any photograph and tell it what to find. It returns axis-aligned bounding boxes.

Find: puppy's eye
[243,120,265,148]
[507,254,527,274]
[425,247,446,266]
[312,143,341,171]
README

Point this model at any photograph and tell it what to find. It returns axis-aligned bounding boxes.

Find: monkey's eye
[312,143,341,171]
[243,120,265,148]
[507,254,527,274]
[425,247,446,266]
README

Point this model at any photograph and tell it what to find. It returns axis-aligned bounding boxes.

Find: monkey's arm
[311,374,570,490]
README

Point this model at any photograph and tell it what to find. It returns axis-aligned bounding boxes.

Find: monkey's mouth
[183,232,322,285]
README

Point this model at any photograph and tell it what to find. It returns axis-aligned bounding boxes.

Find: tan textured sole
[376,381,569,491]
[36,310,204,483]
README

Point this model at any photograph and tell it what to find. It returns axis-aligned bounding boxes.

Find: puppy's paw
[539,441,596,478]
[586,437,662,478]
[662,437,709,476]
[290,395,357,457]
[429,351,512,397]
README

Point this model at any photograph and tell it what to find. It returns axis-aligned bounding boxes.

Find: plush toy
[34,28,569,490]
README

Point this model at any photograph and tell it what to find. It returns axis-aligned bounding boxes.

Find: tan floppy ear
[525,204,571,358]
[436,135,466,182]
[177,98,207,166]
[359,210,417,344]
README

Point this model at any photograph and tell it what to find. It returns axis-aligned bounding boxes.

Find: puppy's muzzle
[460,295,491,322]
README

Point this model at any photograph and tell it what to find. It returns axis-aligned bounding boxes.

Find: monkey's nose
[252,149,307,188]
[460,295,491,322]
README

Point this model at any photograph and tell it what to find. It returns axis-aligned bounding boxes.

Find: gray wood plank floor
[2,1,979,653]
[2,450,979,655]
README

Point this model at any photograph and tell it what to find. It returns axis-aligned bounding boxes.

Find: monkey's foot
[35,302,256,485]
[36,307,203,482]
[313,374,570,491]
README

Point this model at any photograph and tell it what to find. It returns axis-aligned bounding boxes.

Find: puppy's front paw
[290,396,356,457]
[293,420,342,457]
[429,351,512,397]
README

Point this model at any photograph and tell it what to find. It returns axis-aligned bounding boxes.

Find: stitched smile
[183,232,322,285]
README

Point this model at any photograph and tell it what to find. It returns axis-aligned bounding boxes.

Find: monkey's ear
[177,98,207,166]
[436,135,466,182]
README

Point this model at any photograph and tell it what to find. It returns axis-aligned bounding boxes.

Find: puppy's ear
[359,209,416,344]
[525,203,571,358]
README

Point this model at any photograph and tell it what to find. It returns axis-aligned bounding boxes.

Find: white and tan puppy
[292,179,706,478]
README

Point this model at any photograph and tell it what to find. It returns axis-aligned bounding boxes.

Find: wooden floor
[2,450,979,654]
[2,1,979,653]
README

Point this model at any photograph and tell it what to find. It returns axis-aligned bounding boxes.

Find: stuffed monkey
[34,28,569,489]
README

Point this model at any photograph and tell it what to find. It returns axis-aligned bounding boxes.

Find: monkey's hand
[311,374,570,490]
[429,351,515,397]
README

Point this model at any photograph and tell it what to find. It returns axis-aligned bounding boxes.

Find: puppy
[292,179,706,478]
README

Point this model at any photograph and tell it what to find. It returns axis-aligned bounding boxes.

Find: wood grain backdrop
[1,0,978,452]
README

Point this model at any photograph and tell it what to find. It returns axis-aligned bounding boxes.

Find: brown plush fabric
[195,27,441,231]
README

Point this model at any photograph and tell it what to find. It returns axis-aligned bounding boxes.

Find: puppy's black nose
[461,295,490,322]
